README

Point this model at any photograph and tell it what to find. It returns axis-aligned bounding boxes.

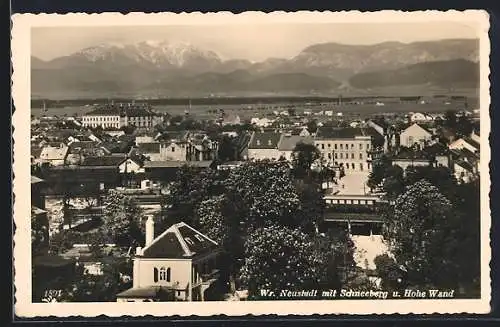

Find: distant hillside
[348,59,480,89]
[31,38,479,97]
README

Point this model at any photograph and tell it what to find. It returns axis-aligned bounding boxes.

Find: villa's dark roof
[248,132,281,149]
[141,222,219,259]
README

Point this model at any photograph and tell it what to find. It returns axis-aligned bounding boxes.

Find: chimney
[145,215,155,247]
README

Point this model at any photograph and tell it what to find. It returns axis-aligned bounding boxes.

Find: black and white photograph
[12,10,491,316]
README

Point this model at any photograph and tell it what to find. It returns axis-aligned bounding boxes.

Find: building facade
[82,104,163,129]
[314,127,374,172]
[399,123,433,149]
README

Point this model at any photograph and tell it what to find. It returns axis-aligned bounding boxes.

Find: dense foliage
[101,190,145,248]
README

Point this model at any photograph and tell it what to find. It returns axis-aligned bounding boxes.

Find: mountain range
[31,38,480,98]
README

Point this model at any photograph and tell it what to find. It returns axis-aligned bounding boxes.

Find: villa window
[171,147,175,152]
[340,144,343,150]
[351,153,354,159]
[359,144,363,150]
[360,163,364,171]
[328,143,331,148]
[154,267,171,282]
[334,153,338,159]
[340,153,343,159]
[321,144,325,149]
[345,144,349,149]
[334,144,338,150]
[328,153,332,159]
[359,153,363,159]
[351,144,354,149]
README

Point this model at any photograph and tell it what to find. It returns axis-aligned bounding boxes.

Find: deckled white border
[12,10,491,317]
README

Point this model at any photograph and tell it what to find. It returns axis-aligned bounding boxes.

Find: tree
[169,115,184,125]
[314,228,356,290]
[291,142,321,178]
[165,166,225,228]
[367,155,391,191]
[59,258,133,302]
[195,194,245,293]
[294,180,325,234]
[456,115,473,137]
[195,195,230,245]
[444,109,457,129]
[101,190,145,248]
[383,179,455,288]
[217,135,236,162]
[225,161,302,230]
[404,166,456,198]
[240,224,326,297]
[307,120,318,135]
[374,254,406,291]
[382,165,405,199]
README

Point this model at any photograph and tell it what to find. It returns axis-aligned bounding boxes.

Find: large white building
[314,127,380,172]
[82,104,163,129]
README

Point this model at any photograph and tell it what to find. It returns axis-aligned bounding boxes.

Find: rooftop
[81,155,127,167]
[278,135,314,151]
[248,132,281,149]
[462,137,481,150]
[141,222,219,259]
[316,127,375,139]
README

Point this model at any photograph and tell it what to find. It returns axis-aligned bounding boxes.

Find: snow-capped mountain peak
[73,40,222,68]
[76,42,128,62]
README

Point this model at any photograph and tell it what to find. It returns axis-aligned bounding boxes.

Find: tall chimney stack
[145,215,155,247]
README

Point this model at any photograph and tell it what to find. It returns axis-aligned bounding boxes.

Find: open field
[31,98,479,121]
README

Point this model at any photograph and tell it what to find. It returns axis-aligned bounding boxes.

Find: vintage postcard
[12,10,491,317]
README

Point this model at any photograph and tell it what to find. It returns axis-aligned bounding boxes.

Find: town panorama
[28,21,483,305]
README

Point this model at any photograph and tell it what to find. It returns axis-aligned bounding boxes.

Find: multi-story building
[81,103,163,129]
[314,127,379,173]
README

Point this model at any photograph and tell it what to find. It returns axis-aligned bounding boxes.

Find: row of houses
[245,127,383,172]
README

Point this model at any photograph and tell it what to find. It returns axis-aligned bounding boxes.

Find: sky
[31,22,479,62]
